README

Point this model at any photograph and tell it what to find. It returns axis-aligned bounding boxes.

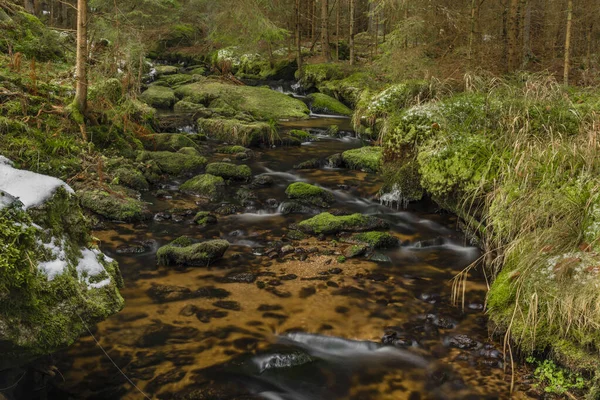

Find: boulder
[140,85,177,109]
[307,93,353,116]
[285,182,334,207]
[296,212,389,235]
[180,174,225,200]
[205,162,252,181]
[156,236,229,266]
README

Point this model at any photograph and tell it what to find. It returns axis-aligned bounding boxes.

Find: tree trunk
[349,0,354,65]
[336,0,340,61]
[468,0,476,64]
[311,0,316,42]
[563,0,573,85]
[23,0,35,13]
[507,0,520,72]
[321,0,331,61]
[586,22,594,70]
[521,0,531,68]
[296,0,303,71]
[74,0,88,116]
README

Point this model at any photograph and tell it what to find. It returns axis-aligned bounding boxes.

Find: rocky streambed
[42,106,534,400]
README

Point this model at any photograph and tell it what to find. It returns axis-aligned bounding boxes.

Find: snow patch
[38,237,69,281]
[77,249,111,288]
[0,156,74,209]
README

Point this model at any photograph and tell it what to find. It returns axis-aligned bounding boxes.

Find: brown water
[49,115,520,400]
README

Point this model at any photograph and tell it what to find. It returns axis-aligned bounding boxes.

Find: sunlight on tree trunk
[563,0,573,86]
[74,0,88,140]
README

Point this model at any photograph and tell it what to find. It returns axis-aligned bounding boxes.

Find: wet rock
[296,212,389,235]
[413,237,446,248]
[145,370,186,394]
[343,231,400,249]
[252,175,274,187]
[418,293,443,304]
[279,201,317,215]
[154,211,171,221]
[179,304,198,317]
[196,309,228,323]
[285,182,334,207]
[193,211,218,227]
[218,272,257,284]
[116,240,155,254]
[299,286,317,298]
[293,158,322,170]
[266,287,292,298]
[382,329,418,348]
[366,273,389,282]
[136,322,199,347]
[328,268,343,274]
[446,334,479,350]
[327,153,344,168]
[280,245,295,255]
[213,300,241,311]
[280,274,298,281]
[215,204,240,215]
[343,244,369,258]
[257,304,283,311]
[147,284,230,303]
[427,314,458,329]
[369,252,392,263]
[157,237,230,266]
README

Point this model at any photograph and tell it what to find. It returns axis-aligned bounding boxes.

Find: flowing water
[48,110,520,399]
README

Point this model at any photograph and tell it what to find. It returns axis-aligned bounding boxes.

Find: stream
[48,95,515,399]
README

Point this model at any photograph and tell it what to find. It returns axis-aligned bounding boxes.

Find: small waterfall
[379,184,410,210]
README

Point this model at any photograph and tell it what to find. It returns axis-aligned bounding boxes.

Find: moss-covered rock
[0,171,123,369]
[141,133,205,152]
[285,182,334,207]
[176,81,309,121]
[193,211,217,227]
[180,174,225,200]
[297,212,388,235]
[89,78,123,104]
[174,100,207,113]
[154,65,179,77]
[216,145,250,154]
[205,162,252,181]
[156,73,204,89]
[289,130,312,141]
[345,232,400,248]
[197,118,272,147]
[78,188,149,222]
[297,63,345,90]
[139,85,177,109]
[136,151,207,176]
[380,161,424,204]
[308,93,353,116]
[156,237,229,266]
[342,147,383,172]
[318,72,380,106]
[113,168,149,191]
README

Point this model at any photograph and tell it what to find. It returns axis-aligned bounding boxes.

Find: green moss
[297,212,388,235]
[381,160,424,203]
[156,73,204,89]
[156,237,229,266]
[197,118,272,147]
[139,85,177,109]
[348,232,399,248]
[193,211,217,227]
[141,133,204,152]
[342,147,383,172]
[174,100,207,113]
[180,174,225,200]
[285,182,334,207]
[136,151,207,175]
[308,93,353,116]
[78,188,148,222]
[154,65,179,77]
[89,78,123,104]
[318,72,381,106]
[289,130,312,141]
[0,10,63,61]
[176,81,309,121]
[297,63,345,89]
[113,168,149,191]
[205,162,252,181]
[216,145,249,154]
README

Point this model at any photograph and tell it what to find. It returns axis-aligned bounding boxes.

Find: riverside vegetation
[2,0,600,398]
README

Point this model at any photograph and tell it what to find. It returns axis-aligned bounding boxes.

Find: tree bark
[586,21,594,70]
[23,0,35,13]
[468,0,476,64]
[321,0,331,61]
[296,0,303,71]
[349,0,354,65]
[563,0,573,85]
[507,0,520,72]
[521,0,531,68]
[336,0,340,61]
[74,0,88,115]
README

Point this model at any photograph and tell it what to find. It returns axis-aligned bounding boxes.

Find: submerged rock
[296,212,389,235]
[293,158,322,170]
[0,158,123,368]
[156,236,230,266]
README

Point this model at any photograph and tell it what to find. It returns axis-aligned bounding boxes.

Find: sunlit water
[48,113,518,400]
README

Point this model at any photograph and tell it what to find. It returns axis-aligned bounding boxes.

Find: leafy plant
[526,357,586,395]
